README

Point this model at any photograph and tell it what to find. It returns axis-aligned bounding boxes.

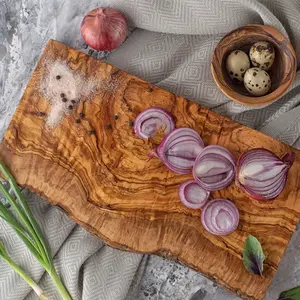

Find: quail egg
[244,67,271,96]
[226,50,250,82]
[249,41,275,71]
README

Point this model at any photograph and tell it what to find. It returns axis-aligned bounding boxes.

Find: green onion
[0,161,72,300]
[0,241,48,299]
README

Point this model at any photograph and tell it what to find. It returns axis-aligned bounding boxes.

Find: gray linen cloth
[1,0,300,299]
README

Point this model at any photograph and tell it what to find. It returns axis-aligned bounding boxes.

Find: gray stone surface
[1,1,300,299]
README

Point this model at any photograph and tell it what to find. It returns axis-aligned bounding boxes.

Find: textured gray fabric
[1,0,300,299]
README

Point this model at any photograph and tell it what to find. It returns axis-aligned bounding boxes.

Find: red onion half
[152,128,204,174]
[201,199,239,235]
[179,180,210,209]
[236,148,296,200]
[193,145,235,191]
[81,8,127,51]
[134,107,175,139]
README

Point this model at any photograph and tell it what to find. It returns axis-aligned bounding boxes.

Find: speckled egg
[244,67,271,96]
[249,41,275,71]
[226,50,250,82]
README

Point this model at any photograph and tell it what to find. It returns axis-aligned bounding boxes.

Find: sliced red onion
[201,199,239,235]
[152,128,204,174]
[193,145,235,191]
[134,107,175,139]
[236,148,296,200]
[178,180,210,209]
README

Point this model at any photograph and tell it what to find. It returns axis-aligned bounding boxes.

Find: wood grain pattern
[212,24,296,106]
[1,40,300,300]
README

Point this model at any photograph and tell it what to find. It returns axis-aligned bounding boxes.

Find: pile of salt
[40,60,98,127]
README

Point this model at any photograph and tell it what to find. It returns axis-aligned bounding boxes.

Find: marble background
[1,1,300,300]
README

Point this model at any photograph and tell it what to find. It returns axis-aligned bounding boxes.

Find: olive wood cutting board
[1,40,300,300]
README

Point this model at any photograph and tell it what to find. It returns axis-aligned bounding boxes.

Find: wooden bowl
[211,24,297,106]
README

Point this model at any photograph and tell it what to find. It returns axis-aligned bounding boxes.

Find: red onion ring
[152,128,204,174]
[236,148,295,200]
[201,199,239,235]
[134,107,175,139]
[193,145,235,191]
[178,180,210,209]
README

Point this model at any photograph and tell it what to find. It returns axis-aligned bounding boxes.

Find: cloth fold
[1,0,300,299]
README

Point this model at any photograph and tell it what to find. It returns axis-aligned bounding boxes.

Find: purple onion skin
[282,152,296,165]
[236,148,296,200]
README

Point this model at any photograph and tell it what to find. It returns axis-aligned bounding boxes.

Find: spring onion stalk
[0,241,48,299]
[0,162,72,300]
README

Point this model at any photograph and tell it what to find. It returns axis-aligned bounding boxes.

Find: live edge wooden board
[1,40,300,300]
